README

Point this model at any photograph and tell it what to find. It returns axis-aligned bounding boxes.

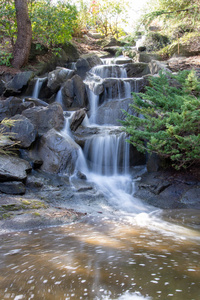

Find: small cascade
[55,88,63,107]
[32,77,46,98]
[83,130,130,176]
[60,111,75,137]
[85,86,100,124]
[103,78,141,101]
[90,64,127,78]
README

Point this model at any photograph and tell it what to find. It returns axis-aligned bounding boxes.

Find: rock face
[62,75,88,109]
[47,67,75,93]
[124,63,150,78]
[0,155,31,181]
[136,52,161,63]
[4,71,34,96]
[1,114,37,148]
[76,54,103,78]
[70,109,86,131]
[0,97,24,121]
[134,171,200,209]
[166,34,200,57]
[149,60,171,75]
[95,98,135,126]
[22,102,65,135]
[0,181,26,195]
[35,128,80,175]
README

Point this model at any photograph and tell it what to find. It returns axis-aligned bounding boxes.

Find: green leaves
[122,70,200,170]
[30,0,78,49]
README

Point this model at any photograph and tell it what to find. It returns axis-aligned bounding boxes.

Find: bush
[121,70,200,170]
[143,32,170,52]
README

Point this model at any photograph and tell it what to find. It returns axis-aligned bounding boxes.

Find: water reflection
[0,215,200,300]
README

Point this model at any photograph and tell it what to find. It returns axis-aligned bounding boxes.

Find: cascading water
[1,56,200,300]
[76,59,148,214]
[84,60,143,125]
[32,77,46,98]
[55,88,63,106]
[83,130,129,176]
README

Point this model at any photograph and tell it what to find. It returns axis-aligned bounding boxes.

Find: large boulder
[124,63,150,78]
[22,102,65,135]
[62,79,74,108]
[47,67,75,93]
[0,181,26,195]
[136,52,161,63]
[34,128,80,175]
[70,109,86,131]
[62,75,88,109]
[149,60,171,75]
[4,71,34,96]
[0,155,31,181]
[76,54,103,79]
[72,75,88,108]
[134,170,200,209]
[0,114,37,148]
[0,97,24,121]
[162,33,200,57]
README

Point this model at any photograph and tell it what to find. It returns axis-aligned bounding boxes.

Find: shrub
[143,32,170,52]
[121,70,200,170]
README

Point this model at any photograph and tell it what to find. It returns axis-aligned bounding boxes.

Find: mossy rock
[37,42,80,75]
[159,32,200,58]
[61,42,79,61]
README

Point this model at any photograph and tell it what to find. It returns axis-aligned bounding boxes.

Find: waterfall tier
[83,129,130,176]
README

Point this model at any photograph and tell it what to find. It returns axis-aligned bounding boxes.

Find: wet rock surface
[134,170,200,209]
[0,155,32,181]
[0,171,106,233]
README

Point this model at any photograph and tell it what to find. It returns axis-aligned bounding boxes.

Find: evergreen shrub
[121,70,200,170]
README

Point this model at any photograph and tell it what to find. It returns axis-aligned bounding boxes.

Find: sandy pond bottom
[0,211,200,300]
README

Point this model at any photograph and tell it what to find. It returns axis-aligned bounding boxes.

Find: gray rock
[0,79,6,96]
[62,79,74,108]
[136,52,161,63]
[124,63,150,78]
[181,187,200,208]
[35,128,80,175]
[5,71,34,96]
[24,97,48,107]
[76,54,103,78]
[114,58,133,64]
[47,67,75,93]
[72,75,87,108]
[22,102,65,135]
[0,114,37,148]
[62,75,87,109]
[70,109,86,131]
[0,181,26,195]
[103,46,122,56]
[0,155,31,181]
[134,171,200,209]
[149,60,171,75]
[0,97,23,121]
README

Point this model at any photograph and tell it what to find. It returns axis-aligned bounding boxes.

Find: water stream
[0,58,200,300]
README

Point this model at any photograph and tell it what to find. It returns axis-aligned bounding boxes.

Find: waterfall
[83,130,130,176]
[55,88,63,107]
[87,88,99,124]
[90,65,127,78]
[32,77,46,98]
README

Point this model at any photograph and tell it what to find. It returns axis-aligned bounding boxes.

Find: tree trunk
[12,0,32,69]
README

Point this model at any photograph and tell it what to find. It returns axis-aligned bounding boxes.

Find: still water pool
[0,211,200,300]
